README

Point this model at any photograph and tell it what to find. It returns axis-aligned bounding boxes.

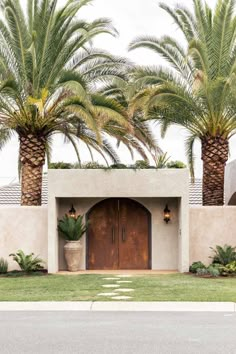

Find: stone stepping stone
[114,288,134,292]
[116,280,132,283]
[103,278,120,280]
[111,296,132,300]
[102,284,120,288]
[97,293,117,296]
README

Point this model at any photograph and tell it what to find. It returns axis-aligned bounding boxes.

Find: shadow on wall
[228,192,236,205]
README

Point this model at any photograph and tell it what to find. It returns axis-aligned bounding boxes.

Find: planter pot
[64,240,82,272]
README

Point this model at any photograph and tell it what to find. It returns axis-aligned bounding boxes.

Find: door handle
[112,226,115,244]
[122,227,126,242]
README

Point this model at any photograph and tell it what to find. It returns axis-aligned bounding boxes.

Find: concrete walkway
[58,270,178,275]
[0,302,235,312]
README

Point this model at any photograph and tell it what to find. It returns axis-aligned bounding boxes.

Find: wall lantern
[68,204,76,218]
[164,205,171,224]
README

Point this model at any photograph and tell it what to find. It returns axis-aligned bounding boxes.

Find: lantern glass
[69,205,76,218]
[164,205,171,223]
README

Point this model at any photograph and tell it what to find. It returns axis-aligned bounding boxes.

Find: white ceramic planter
[64,240,82,271]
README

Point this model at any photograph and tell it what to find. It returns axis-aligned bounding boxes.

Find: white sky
[2,0,233,185]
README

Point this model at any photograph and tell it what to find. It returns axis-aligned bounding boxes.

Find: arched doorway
[87,198,151,270]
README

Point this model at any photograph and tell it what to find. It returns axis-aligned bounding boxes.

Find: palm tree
[129,0,236,205]
[66,49,160,164]
[97,81,162,162]
[0,0,131,206]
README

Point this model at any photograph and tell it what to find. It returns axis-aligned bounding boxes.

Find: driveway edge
[0,301,234,312]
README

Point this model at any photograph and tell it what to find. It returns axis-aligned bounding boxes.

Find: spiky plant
[210,245,236,265]
[58,214,88,241]
[9,250,44,272]
[155,152,170,168]
[0,258,8,274]
[0,0,131,205]
[129,0,236,205]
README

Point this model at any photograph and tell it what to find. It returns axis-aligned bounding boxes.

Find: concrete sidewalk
[0,301,235,312]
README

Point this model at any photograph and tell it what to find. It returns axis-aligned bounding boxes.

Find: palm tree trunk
[19,134,46,206]
[201,135,228,206]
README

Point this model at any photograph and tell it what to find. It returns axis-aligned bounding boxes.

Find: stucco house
[0,164,236,273]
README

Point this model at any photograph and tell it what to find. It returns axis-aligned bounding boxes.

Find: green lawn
[0,273,236,301]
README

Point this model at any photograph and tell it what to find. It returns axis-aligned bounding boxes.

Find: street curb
[0,302,235,312]
[91,302,235,312]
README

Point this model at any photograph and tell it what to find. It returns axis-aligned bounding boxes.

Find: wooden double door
[87,198,150,270]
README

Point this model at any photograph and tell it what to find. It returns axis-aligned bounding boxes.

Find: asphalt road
[0,311,236,354]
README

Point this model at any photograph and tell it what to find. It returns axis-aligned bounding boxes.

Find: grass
[0,273,236,301]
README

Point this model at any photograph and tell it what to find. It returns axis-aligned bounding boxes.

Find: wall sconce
[68,204,76,218]
[164,205,171,224]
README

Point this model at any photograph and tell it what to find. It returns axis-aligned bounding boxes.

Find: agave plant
[9,250,44,272]
[58,214,88,241]
[155,152,170,168]
[210,245,236,266]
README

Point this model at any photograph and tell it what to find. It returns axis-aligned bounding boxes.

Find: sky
[0,0,229,185]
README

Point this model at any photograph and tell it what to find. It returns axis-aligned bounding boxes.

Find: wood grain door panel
[87,198,150,270]
[119,199,149,269]
[87,199,118,269]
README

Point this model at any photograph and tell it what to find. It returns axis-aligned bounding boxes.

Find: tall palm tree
[129,0,236,205]
[0,0,131,206]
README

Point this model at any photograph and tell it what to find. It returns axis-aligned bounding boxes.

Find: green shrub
[110,163,127,169]
[9,250,44,272]
[58,214,88,241]
[0,258,8,274]
[210,262,222,268]
[196,267,220,277]
[196,268,209,276]
[49,162,73,169]
[210,263,223,274]
[195,264,220,277]
[207,266,220,277]
[189,261,206,273]
[82,162,105,169]
[133,160,150,169]
[72,162,81,169]
[210,245,236,265]
[166,160,187,169]
[221,261,236,276]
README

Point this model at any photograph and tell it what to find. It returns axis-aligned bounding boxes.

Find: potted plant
[58,214,88,271]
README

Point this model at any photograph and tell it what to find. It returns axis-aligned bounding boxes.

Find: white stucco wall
[189,206,236,265]
[48,169,189,273]
[0,206,48,271]
[0,204,236,272]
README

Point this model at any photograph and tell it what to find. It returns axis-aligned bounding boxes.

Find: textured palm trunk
[201,135,228,206]
[19,134,46,206]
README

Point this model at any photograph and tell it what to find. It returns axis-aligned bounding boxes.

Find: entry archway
[87,198,151,270]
